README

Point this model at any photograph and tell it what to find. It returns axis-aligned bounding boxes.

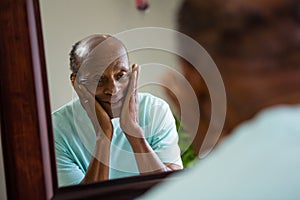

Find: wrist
[127,137,150,153]
[95,127,113,140]
[124,125,144,139]
[96,132,113,144]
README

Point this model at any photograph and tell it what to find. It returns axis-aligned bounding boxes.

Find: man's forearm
[80,136,111,184]
[125,128,172,174]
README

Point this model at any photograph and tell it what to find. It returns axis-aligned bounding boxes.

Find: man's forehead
[78,54,128,75]
[79,41,126,68]
[111,58,129,69]
[88,41,127,60]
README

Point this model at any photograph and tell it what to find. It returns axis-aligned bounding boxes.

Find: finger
[124,65,137,106]
[132,64,139,88]
[74,81,106,115]
[75,82,108,133]
[134,66,140,121]
[77,83,105,117]
[74,80,87,99]
[131,64,139,95]
[74,82,95,114]
[130,64,139,100]
[129,65,139,121]
[76,81,94,101]
[74,83,92,109]
[74,81,98,118]
[131,63,138,71]
[134,64,140,101]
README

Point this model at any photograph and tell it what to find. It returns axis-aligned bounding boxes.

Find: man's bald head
[69,34,128,74]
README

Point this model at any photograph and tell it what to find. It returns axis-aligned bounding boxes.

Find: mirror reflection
[40,0,199,187]
[52,34,183,186]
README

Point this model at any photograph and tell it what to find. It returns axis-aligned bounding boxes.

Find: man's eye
[117,72,127,79]
[98,76,103,82]
[93,75,104,83]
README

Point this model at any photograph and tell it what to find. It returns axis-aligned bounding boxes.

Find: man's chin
[108,110,120,119]
[105,107,121,119]
[97,100,121,119]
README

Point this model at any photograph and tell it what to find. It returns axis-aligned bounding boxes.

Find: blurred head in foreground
[171,0,300,153]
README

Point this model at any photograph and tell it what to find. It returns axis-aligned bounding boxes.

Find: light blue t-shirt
[52,93,182,187]
[141,105,300,200]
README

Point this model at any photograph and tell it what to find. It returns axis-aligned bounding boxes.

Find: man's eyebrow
[114,61,129,71]
[114,60,125,65]
[119,66,129,71]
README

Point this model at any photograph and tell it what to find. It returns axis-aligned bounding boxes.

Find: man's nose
[103,79,119,95]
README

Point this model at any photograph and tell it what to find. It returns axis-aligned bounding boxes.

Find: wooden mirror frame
[0,0,174,199]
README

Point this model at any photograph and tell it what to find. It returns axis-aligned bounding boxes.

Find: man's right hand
[74,81,113,140]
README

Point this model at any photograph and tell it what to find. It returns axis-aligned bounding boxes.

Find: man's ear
[70,73,76,87]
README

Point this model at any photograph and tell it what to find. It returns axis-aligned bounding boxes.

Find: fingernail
[133,65,139,72]
[132,64,138,69]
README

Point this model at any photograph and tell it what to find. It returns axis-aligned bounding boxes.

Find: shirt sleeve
[145,97,183,167]
[54,130,85,187]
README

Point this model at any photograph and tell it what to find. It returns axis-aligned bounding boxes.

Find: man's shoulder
[51,99,81,128]
[52,100,76,117]
[239,104,300,134]
[137,93,173,125]
[138,92,169,107]
[222,104,300,152]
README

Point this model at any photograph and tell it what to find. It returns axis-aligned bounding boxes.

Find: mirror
[39,0,196,189]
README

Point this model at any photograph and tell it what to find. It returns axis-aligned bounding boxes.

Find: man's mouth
[99,98,123,109]
[111,98,123,104]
